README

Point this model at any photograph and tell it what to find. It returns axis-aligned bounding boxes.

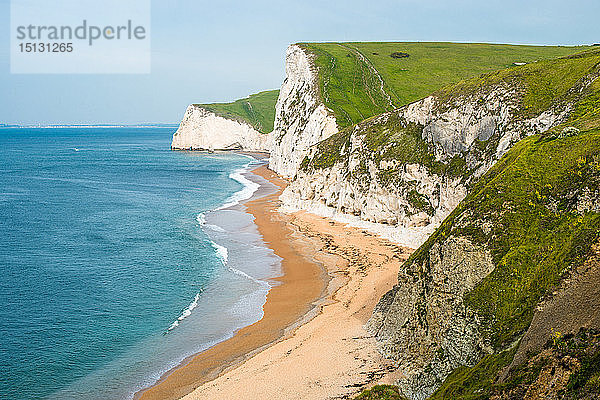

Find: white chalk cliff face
[171,44,338,160]
[279,82,569,249]
[170,46,572,250]
[170,45,573,250]
[268,45,339,178]
[171,105,270,152]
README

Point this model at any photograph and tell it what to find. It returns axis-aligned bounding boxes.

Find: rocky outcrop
[171,105,270,151]
[269,45,338,178]
[491,329,600,400]
[367,236,496,399]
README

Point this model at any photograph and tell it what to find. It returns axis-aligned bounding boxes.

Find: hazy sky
[1,0,599,125]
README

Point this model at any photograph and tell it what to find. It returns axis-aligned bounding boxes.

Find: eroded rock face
[509,242,600,369]
[280,160,468,248]
[280,83,566,249]
[268,45,338,178]
[367,236,496,400]
[171,105,271,152]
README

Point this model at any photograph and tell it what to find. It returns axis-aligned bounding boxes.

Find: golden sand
[139,166,412,400]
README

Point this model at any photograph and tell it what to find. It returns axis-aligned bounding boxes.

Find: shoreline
[180,201,414,399]
[137,165,329,400]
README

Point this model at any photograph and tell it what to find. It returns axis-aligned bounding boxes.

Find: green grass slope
[299,42,592,128]
[422,74,600,399]
[349,49,600,400]
[195,89,279,134]
[427,125,600,399]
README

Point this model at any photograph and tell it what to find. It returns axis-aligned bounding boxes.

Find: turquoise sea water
[0,127,279,399]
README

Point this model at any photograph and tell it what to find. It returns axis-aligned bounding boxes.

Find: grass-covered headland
[195,89,279,134]
[299,42,592,128]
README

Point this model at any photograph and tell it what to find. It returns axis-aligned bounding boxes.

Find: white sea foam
[167,291,201,332]
[217,168,260,210]
[230,266,270,289]
[168,160,266,334]
[195,162,259,232]
[205,224,226,232]
[199,213,227,232]
[210,240,269,289]
[211,241,229,264]
[196,212,206,226]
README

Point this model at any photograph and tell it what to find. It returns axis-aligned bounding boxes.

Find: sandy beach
[139,165,413,400]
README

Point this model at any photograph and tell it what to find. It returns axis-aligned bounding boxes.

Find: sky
[0,0,599,125]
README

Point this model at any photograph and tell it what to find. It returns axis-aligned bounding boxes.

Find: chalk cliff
[280,81,568,248]
[171,105,271,151]
[170,44,338,160]
[268,45,339,178]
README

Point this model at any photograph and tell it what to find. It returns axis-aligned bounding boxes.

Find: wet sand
[179,207,413,400]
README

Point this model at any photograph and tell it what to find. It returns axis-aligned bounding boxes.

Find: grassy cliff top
[302,48,600,179]
[194,89,279,134]
[299,42,594,128]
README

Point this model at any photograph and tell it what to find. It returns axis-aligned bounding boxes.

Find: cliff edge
[171,90,278,152]
[171,105,271,151]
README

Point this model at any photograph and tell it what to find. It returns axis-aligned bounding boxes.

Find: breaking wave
[167,291,202,332]
[217,168,260,210]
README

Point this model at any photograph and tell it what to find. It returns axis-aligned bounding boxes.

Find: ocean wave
[210,240,269,289]
[211,241,229,264]
[195,162,259,232]
[198,213,227,232]
[167,291,201,332]
[216,168,260,210]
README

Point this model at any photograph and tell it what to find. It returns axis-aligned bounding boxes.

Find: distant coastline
[0,123,180,129]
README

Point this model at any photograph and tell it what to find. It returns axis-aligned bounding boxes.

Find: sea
[0,127,281,399]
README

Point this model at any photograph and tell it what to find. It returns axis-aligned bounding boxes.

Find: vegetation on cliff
[301,49,600,178]
[354,385,406,400]
[426,126,600,398]
[419,74,600,399]
[195,89,279,133]
[299,42,592,128]
[433,47,600,118]
[347,48,600,399]
[433,329,600,400]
